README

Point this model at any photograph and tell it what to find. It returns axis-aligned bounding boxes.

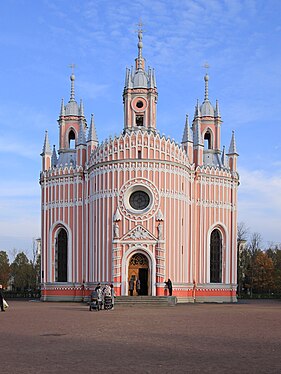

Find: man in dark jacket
[0,284,5,312]
[165,279,173,296]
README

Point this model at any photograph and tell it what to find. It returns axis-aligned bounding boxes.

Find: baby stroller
[89,290,102,311]
[104,295,113,310]
[103,285,113,310]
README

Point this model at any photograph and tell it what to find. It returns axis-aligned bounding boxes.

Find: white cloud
[239,167,281,244]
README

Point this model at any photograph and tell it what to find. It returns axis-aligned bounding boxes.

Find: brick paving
[0,299,281,373]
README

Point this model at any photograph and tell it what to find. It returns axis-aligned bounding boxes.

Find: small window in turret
[204,131,212,150]
[69,130,75,149]
[136,115,144,127]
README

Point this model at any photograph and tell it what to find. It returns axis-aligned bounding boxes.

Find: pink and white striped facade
[40,31,239,302]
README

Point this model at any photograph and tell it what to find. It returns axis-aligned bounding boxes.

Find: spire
[228,131,238,154]
[153,68,157,87]
[87,114,98,143]
[204,73,209,101]
[221,145,226,166]
[60,99,65,116]
[77,120,86,146]
[51,145,58,167]
[215,99,221,117]
[136,20,145,70]
[80,99,84,117]
[194,99,201,118]
[182,114,193,143]
[70,73,75,101]
[41,131,52,155]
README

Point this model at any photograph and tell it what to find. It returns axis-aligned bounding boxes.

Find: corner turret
[41,131,52,171]
[227,131,239,172]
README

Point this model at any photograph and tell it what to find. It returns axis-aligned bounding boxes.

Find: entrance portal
[128,253,149,296]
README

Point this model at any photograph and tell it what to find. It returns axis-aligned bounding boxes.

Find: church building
[40,29,239,303]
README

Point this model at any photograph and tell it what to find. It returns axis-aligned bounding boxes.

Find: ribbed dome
[200,100,214,117]
[65,100,79,115]
[133,71,148,88]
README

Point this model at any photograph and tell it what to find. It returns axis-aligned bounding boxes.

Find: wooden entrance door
[128,253,149,296]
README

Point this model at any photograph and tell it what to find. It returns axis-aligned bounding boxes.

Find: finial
[215,99,221,117]
[228,130,238,154]
[43,130,52,154]
[51,145,58,167]
[135,19,145,70]
[69,63,76,101]
[87,113,98,143]
[60,98,65,116]
[203,62,210,101]
[182,114,191,143]
[80,99,84,117]
[194,99,201,118]
[221,145,225,166]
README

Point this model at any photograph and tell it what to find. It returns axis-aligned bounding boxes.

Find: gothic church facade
[40,30,239,302]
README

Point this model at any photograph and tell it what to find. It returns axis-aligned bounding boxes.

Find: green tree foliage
[0,251,10,288]
[10,252,36,291]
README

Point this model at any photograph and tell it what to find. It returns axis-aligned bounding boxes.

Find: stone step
[115,296,177,307]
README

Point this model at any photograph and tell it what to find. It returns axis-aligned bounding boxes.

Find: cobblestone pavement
[1,300,281,374]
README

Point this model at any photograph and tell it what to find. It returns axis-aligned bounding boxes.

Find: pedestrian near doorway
[165,279,173,296]
[136,278,141,295]
[129,278,134,296]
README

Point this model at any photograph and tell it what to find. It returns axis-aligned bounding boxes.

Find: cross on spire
[135,19,145,68]
[203,62,210,101]
[69,63,76,75]
[203,62,210,73]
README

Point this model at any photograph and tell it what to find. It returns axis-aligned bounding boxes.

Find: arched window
[68,130,75,149]
[210,229,222,283]
[204,130,212,150]
[56,228,68,282]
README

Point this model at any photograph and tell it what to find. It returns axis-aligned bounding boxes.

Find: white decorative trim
[48,221,73,283]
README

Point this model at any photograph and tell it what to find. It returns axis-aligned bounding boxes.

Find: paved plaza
[1,299,281,373]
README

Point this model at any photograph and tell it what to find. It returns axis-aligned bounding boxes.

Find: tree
[10,252,35,291]
[0,251,10,288]
[237,222,249,296]
[237,222,249,242]
[266,245,281,294]
[243,233,263,297]
[252,252,274,294]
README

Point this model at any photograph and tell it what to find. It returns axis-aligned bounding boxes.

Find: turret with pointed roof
[227,131,238,171]
[41,130,52,171]
[123,23,158,132]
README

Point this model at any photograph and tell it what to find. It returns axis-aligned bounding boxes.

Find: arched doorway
[128,253,149,296]
[56,228,68,282]
[210,229,222,283]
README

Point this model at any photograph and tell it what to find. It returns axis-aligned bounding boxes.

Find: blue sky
[1,0,281,259]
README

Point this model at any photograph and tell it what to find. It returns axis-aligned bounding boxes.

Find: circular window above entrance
[129,190,150,210]
[118,178,160,221]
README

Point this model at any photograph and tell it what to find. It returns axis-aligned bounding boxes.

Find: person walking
[129,278,134,296]
[0,284,5,312]
[136,278,141,296]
